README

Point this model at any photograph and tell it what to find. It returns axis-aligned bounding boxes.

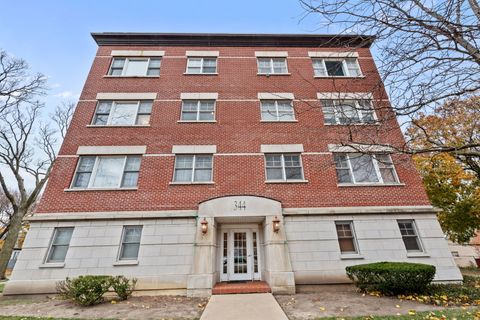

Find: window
[261,100,295,121]
[312,58,361,77]
[93,101,152,126]
[46,227,73,263]
[265,154,304,181]
[257,58,288,74]
[108,57,161,76]
[186,57,217,74]
[321,100,376,124]
[72,155,141,189]
[181,100,215,121]
[173,155,213,182]
[334,153,399,184]
[335,221,357,253]
[398,220,422,252]
[119,226,142,260]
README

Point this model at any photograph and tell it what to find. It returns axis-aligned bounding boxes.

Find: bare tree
[0,50,47,114]
[0,101,74,279]
[298,0,480,171]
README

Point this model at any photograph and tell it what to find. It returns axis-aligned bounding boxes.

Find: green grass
[0,317,117,320]
[316,308,479,319]
[0,283,4,293]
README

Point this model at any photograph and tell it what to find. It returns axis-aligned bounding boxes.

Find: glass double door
[221,228,260,281]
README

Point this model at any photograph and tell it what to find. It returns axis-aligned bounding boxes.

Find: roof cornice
[91,32,375,48]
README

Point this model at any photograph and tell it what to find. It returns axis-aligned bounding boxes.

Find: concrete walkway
[200,293,289,320]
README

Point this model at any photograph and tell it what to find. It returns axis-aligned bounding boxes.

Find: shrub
[346,261,436,295]
[111,275,137,300]
[56,275,113,306]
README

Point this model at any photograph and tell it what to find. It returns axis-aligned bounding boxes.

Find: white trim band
[172,145,217,154]
[180,93,219,100]
[77,146,147,155]
[308,51,359,58]
[28,210,197,221]
[96,93,157,100]
[111,50,165,57]
[186,50,219,57]
[261,144,304,153]
[255,51,288,57]
[328,144,395,153]
[258,92,294,100]
[317,92,373,100]
[283,205,439,215]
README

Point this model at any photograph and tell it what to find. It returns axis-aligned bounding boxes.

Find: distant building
[5,32,462,296]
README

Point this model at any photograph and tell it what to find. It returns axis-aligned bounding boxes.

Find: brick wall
[36,45,430,214]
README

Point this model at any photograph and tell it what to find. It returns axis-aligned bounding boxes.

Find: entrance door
[220,228,260,282]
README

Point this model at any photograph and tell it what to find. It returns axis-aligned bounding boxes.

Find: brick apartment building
[4,33,462,296]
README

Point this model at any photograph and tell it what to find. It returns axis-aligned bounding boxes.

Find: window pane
[148,59,161,68]
[174,169,192,182]
[398,222,416,236]
[266,168,283,180]
[325,60,345,76]
[124,59,148,76]
[136,114,150,125]
[195,156,212,168]
[188,58,202,67]
[336,169,352,183]
[272,58,287,73]
[96,101,112,114]
[182,101,198,111]
[94,115,109,125]
[380,168,397,183]
[91,157,125,187]
[403,237,421,251]
[111,58,125,68]
[261,102,277,120]
[194,169,212,181]
[265,155,282,167]
[175,156,194,168]
[345,59,361,76]
[125,156,141,171]
[334,154,349,169]
[147,68,160,76]
[338,238,356,252]
[182,112,198,121]
[258,59,271,73]
[124,227,142,243]
[336,223,353,237]
[121,172,139,187]
[110,69,123,76]
[285,167,302,180]
[53,228,73,245]
[120,243,140,260]
[312,59,327,76]
[199,101,215,111]
[73,172,91,188]
[284,155,300,167]
[277,102,294,120]
[349,154,379,183]
[337,101,360,123]
[77,157,95,172]
[48,245,69,262]
[110,103,138,125]
[199,112,214,120]
[203,59,217,73]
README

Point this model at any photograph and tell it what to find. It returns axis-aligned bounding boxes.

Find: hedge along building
[4,33,462,296]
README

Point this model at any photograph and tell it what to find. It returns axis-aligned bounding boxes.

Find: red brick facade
[36,36,431,214]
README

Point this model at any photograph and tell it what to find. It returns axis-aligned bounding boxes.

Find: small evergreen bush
[346,261,436,295]
[57,275,112,306]
[56,275,137,306]
[110,275,137,300]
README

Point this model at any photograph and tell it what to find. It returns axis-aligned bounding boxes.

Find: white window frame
[180,100,216,122]
[312,58,362,77]
[118,225,143,261]
[334,153,400,185]
[92,101,152,126]
[264,153,304,182]
[397,220,424,252]
[260,100,296,121]
[322,99,377,125]
[335,221,359,254]
[45,227,74,264]
[108,57,161,77]
[257,58,289,75]
[71,155,141,189]
[172,154,214,183]
[185,57,218,74]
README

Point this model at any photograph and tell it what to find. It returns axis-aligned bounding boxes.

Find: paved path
[200,293,289,320]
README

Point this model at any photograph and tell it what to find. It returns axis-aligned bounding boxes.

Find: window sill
[340,254,364,260]
[337,183,405,187]
[260,120,298,123]
[407,252,430,258]
[177,120,217,123]
[265,180,309,184]
[103,75,160,78]
[39,263,65,268]
[257,73,291,76]
[86,125,151,128]
[183,73,218,76]
[113,260,139,266]
[169,182,215,185]
[314,76,365,79]
[64,187,138,192]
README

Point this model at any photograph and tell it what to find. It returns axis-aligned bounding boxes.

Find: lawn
[317,308,479,319]
[0,283,4,293]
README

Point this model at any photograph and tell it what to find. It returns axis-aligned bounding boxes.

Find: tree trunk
[0,208,24,279]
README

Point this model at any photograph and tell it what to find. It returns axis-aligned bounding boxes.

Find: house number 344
[234,200,246,211]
